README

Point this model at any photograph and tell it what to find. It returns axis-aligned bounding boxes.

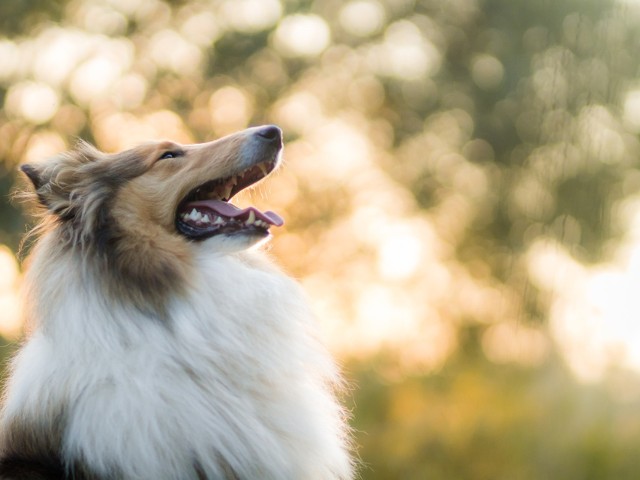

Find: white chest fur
[2,251,352,479]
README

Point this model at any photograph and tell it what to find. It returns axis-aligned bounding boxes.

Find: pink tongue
[187,200,284,226]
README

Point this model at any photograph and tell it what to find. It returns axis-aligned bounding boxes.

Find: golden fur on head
[19,132,260,316]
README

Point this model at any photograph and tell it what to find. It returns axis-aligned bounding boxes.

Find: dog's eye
[158,151,182,160]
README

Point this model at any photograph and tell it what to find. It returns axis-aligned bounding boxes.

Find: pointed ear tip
[20,163,36,174]
[20,164,41,189]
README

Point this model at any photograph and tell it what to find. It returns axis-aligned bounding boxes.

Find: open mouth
[175,158,284,240]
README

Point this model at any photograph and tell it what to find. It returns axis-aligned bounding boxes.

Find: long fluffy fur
[0,128,354,479]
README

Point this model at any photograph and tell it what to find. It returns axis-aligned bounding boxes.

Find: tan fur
[21,133,264,317]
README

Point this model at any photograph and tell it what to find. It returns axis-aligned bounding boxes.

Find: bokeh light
[273,14,330,57]
[2,0,640,477]
[339,0,386,38]
[0,245,22,339]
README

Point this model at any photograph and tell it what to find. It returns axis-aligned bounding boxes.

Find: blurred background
[2,0,640,478]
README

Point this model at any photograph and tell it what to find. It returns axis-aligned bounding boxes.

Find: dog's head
[20,126,284,312]
[21,125,284,252]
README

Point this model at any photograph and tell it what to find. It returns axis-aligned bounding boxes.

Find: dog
[0,126,354,479]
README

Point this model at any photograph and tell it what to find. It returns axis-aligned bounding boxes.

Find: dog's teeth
[246,211,256,225]
[255,220,265,227]
[189,209,202,221]
[201,214,210,223]
[224,184,233,200]
[258,163,268,176]
[214,216,225,225]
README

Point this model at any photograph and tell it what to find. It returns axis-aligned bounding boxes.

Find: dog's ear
[19,143,117,221]
[20,164,44,191]
[20,162,55,209]
[19,157,82,215]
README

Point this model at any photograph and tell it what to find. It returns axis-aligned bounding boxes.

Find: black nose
[255,125,282,143]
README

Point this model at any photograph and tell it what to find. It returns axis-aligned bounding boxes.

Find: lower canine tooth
[258,163,268,176]
[246,211,256,225]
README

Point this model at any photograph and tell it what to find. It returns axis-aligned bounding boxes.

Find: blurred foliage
[2,0,640,478]
[351,350,640,479]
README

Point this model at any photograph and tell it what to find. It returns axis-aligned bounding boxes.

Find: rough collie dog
[0,126,353,479]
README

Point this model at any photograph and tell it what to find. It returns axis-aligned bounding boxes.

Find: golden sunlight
[528,229,640,382]
[0,246,22,339]
[272,14,331,58]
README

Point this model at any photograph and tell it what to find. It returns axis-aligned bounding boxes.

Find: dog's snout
[255,125,282,144]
